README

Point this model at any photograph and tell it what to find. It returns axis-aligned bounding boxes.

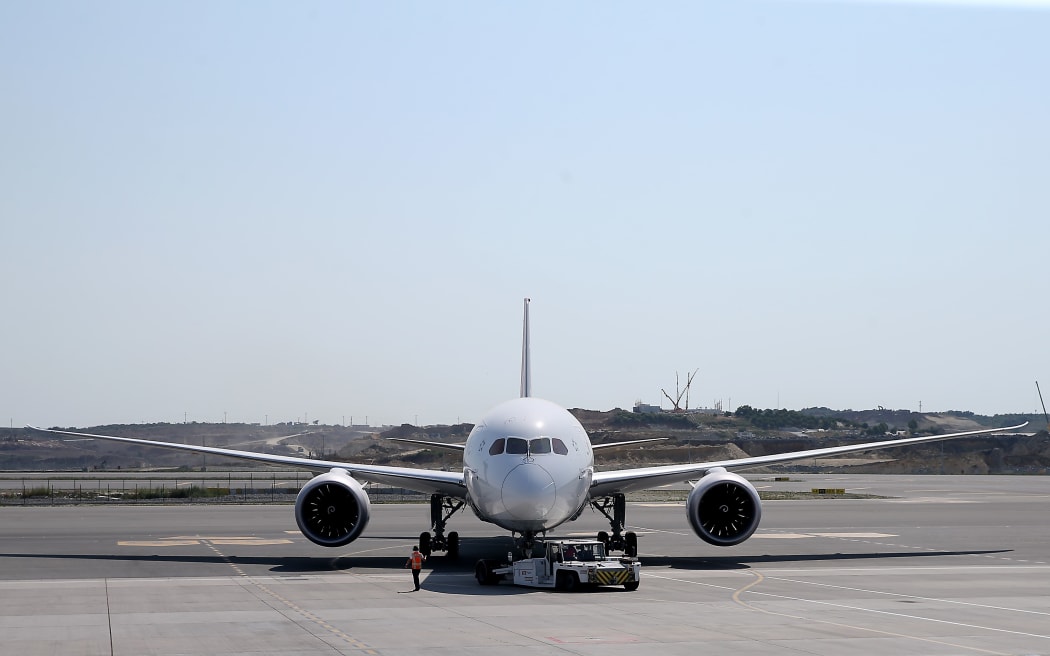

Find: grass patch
[122,486,231,499]
[625,488,891,502]
[759,491,891,500]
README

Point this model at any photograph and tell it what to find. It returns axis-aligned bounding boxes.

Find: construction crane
[661,369,699,413]
[1037,381,1049,432]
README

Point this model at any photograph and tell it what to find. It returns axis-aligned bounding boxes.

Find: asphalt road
[1,474,1048,655]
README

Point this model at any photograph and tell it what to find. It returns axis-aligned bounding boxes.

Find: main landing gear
[590,493,638,557]
[419,494,465,559]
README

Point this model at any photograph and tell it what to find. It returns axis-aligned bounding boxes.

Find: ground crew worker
[405,545,425,591]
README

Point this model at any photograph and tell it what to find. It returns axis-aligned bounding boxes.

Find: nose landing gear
[516,531,541,558]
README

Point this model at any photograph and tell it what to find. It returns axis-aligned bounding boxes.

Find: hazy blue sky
[3,1,1048,429]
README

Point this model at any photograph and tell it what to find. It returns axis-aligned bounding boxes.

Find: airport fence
[0,472,431,506]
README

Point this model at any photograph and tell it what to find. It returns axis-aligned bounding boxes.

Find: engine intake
[686,468,761,546]
[295,469,371,547]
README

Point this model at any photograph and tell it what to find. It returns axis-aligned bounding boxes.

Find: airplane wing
[592,438,667,450]
[27,426,466,497]
[386,437,466,451]
[589,422,1029,497]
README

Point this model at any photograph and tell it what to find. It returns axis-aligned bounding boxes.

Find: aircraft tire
[447,531,459,559]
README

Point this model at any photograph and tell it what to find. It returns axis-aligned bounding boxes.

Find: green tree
[865,422,889,436]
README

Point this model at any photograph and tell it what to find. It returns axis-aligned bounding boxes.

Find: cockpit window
[529,438,551,454]
[506,437,528,454]
[493,436,569,456]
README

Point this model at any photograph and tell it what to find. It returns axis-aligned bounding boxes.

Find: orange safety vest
[410,551,423,570]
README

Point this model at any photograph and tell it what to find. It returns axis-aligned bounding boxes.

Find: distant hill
[0,422,375,470]
[798,408,1042,433]
[1,408,1046,474]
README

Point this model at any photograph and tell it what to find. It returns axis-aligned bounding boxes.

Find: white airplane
[30,299,1027,559]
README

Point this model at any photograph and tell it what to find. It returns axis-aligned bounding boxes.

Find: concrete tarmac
[1,474,1048,655]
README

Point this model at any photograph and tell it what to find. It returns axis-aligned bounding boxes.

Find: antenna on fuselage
[520,297,532,398]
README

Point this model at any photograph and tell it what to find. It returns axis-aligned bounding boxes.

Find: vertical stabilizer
[520,298,532,398]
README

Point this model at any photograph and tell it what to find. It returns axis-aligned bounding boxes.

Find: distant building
[633,402,662,414]
[634,401,724,415]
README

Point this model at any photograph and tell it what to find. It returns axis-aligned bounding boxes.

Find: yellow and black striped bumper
[592,568,633,586]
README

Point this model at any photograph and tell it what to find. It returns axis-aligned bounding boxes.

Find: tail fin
[520,297,531,398]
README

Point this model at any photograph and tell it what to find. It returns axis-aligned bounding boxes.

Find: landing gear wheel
[447,531,460,560]
[624,581,640,591]
[591,494,628,553]
[624,531,638,558]
[597,530,609,551]
[427,493,465,556]
[419,532,432,557]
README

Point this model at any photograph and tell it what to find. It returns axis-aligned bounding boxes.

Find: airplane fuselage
[463,397,594,533]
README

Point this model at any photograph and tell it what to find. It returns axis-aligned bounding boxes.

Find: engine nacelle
[686,468,762,546]
[294,469,371,547]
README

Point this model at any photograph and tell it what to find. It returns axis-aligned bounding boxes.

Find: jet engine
[686,467,761,546]
[294,469,371,547]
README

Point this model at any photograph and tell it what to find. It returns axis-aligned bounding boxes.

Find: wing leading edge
[27,426,466,497]
[590,422,1029,497]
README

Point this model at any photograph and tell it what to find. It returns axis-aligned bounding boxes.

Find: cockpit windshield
[488,436,570,456]
[506,438,528,454]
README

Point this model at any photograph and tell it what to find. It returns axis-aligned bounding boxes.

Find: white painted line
[633,502,684,507]
[767,575,1050,617]
[810,532,898,538]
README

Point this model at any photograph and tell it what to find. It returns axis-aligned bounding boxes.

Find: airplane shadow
[0,543,1013,595]
[0,536,517,576]
[638,549,1014,570]
[0,552,363,573]
[409,546,1017,597]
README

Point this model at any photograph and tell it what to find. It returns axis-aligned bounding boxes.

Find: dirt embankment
[3,415,1046,475]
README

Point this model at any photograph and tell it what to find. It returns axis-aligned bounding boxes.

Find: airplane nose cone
[501,464,557,520]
